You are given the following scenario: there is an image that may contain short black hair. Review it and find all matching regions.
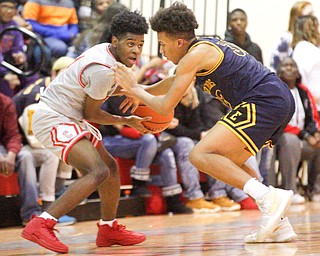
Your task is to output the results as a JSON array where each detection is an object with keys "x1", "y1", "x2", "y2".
[
  {"x1": 150, "y1": 2, "x2": 198, "y2": 40},
  {"x1": 110, "y1": 10, "x2": 149, "y2": 39},
  {"x1": 230, "y1": 8, "x2": 247, "y2": 17}
]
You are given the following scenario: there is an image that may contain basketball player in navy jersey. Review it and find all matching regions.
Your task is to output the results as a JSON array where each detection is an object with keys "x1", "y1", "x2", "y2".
[{"x1": 112, "y1": 2, "x2": 296, "y2": 243}]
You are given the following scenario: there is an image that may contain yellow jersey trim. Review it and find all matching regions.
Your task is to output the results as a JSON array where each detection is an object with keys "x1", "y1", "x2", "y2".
[{"x1": 188, "y1": 41, "x2": 224, "y2": 76}]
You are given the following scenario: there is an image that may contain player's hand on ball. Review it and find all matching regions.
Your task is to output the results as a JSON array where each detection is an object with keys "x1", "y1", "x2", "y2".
[{"x1": 125, "y1": 115, "x2": 152, "y2": 134}]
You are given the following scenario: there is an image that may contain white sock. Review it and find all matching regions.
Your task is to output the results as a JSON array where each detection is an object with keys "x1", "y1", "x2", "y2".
[
  {"x1": 39, "y1": 212, "x2": 58, "y2": 221},
  {"x1": 243, "y1": 178, "x2": 269, "y2": 200},
  {"x1": 99, "y1": 219, "x2": 116, "y2": 227}
]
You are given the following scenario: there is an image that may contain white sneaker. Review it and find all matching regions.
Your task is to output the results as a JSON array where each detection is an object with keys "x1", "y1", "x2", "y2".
[
  {"x1": 245, "y1": 217, "x2": 297, "y2": 243},
  {"x1": 255, "y1": 186, "x2": 293, "y2": 242},
  {"x1": 291, "y1": 194, "x2": 305, "y2": 204}
]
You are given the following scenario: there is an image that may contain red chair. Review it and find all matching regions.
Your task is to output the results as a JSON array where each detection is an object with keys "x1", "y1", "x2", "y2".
[{"x1": 0, "y1": 173, "x2": 20, "y2": 196}]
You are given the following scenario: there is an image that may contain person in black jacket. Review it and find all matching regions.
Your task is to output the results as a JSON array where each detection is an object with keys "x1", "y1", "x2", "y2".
[{"x1": 225, "y1": 8, "x2": 263, "y2": 64}]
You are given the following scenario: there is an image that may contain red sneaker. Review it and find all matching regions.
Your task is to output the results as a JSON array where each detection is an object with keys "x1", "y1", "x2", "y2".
[
  {"x1": 239, "y1": 197, "x2": 258, "y2": 210},
  {"x1": 21, "y1": 217, "x2": 68, "y2": 253},
  {"x1": 96, "y1": 220, "x2": 146, "y2": 247}
]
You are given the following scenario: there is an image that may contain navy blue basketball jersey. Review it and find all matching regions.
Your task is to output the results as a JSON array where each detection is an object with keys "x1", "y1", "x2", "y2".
[
  {"x1": 189, "y1": 37, "x2": 295, "y2": 155},
  {"x1": 190, "y1": 37, "x2": 271, "y2": 108}
]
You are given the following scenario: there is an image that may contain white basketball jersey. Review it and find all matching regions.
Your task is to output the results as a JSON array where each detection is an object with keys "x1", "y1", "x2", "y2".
[{"x1": 40, "y1": 43, "x2": 117, "y2": 120}]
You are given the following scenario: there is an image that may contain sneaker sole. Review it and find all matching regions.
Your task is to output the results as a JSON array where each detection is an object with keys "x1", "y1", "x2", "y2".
[
  {"x1": 245, "y1": 230, "x2": 297, "y2": 243},
  {"x1": 96, "y1": 236, "x2": 146, "y2": 247},
  {"x1": 191, "y1": 207, "x2": 221, "y2": 213},
  {"x1": 256, "y1": 190, "x2": 293, "y2": 242},
  {"x1": 221, "y1": 205, "x2": 241, "y2": 211},
  {"x1": 245, "y1": 222, "x2": 297, "y2": 243},
  {"x1": 21, "y1": 230, "x2": 68, "y2": 253},
  {"x1": 56, "y1": 220, "x2": 76, "y2": 227}
]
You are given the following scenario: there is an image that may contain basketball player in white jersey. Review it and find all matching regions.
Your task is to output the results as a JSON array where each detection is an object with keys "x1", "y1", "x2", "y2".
[{"x1": 21, "y1": 10, "x2": 150, "y2": 253}]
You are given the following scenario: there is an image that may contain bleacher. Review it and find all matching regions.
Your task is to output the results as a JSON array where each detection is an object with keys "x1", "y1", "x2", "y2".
[{"x1": 0, "y1": 158, "x2": 208, "y2": 227}]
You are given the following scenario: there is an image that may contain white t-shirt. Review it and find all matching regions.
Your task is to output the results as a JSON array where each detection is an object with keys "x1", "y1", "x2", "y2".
[
  {"x1": 289, "y1": 87, "x2": 305, "y2": 130},
  {"x1": 293, "y1": 40, "x2": 320, "y2": 110}
]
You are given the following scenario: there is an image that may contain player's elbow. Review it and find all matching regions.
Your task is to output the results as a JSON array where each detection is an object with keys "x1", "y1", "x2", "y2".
[
  {"x1": 83, "y1": 110, "x2": 95, "y2": 121},
  {"x1": 159, "y1": 104, "x2": 175, "y2": 116}
]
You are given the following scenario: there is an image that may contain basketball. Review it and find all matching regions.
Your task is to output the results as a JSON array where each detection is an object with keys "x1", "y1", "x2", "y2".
[{"x1": 133, "y1": 104, "x2": 174, "y2": 133}]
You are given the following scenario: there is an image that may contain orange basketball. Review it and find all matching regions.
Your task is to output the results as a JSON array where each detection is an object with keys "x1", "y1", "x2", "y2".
[{"x1": 133, "y1": 104, "x2": 174, "y2": 133}]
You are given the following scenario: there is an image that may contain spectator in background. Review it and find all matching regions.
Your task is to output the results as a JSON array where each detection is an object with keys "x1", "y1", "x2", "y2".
[
  {"x1": 78, "y1": 0, "x2": 113, "y2": 32},
  {"x1": 225, "y1": 8, "x2": 263, "y2": 63},
  {"x1": 0, "y1": 92, "x2": 46, "y2": 224},
  {"x1": 224, "y1": 7, "x2": 269, "y2": 187},
  {"x1": 276, "y1": 57, "x2": 320, "y2": 204},
  {"x1": 0, "y1": 0, "x2": 39, "y2": 98},
  {"x1": 68, "y1": 2, "x2": 127, "y2": 58},
  {"x1": 292, "y1": 15, "x2": 320, "y2": 112},
  {"x1": 102, "y1": 96, "x2": 193, "y2": 214},
  {"x1": 13, "y1": 0, "x2": 32, "y2": 30},
  {"x1": 167, "y1": 82, "x2": 258, "y2": 210},
  {"x1": 0, "y1": 92, "x2": 22, "y2": 178},
  {"x1": 13, "y1": 56, "x2": 76, "y2": 225},
  {"x1": 23, "y1": 0, "x2": 79, "y2": 60},
  {"x1": 91, "y1": 0, "x2": 113, "y2": 24},
  {"x1": 270, "y1": 1, "x2": 314, "y2": 72}
]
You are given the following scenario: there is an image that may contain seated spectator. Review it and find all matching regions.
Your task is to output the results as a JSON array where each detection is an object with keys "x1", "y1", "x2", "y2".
[
  {"x1": 23, "y1": 0, "x2": 79, "y2": 60},
  {"x1": 166, "y1": 82, "x2": 258, "y2": 210},
  {"x1": 275, "y1": 57, "x2": 320, "y2": 204},
  {"x1": 12, "y1": 0, "x2": 52, "y2": 75},
  {"x1": 12, "y1": 56, "x2": 76, "y2": 225},
  {"x1": 0, "y1": 0, "x2": 39, "y2": 98},
  {"x1": 0, "y1": 92, "x2": 22, "y2": 179},
  {"x1": 101, "y1": 96, "x2": 192, "y2": 214}
]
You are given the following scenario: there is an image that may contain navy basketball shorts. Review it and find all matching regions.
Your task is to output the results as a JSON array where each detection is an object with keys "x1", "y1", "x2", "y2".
[{"x1": 218, "y1": 84, "x2": 295, "y2": 156}]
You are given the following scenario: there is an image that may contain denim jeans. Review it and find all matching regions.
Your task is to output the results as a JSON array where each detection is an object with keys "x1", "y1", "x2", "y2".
[
  {"x1": 206, "y1": 156, "x2": 261, "y2": 202},
  {"x1": 103, "y1": 134, "x2": 158, "y2": 181},
  {"x1": 18, "y1": 145, "x2": 61, "y2": 221},
  {"x1": 155, "y1": 137, "x2": 204, "y2": 200},
  {"x1": 102, "y1": 134, "x2": 182, "y2": 196},
  {"x1": 44, "y1": 37, "x2": 69, "y2": 58},
  {"x1": 1, "y1": 145, "x2": 41, "y2": 221}
]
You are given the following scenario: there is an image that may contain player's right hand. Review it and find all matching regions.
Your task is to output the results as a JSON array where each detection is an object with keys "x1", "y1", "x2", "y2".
[{"x1": 124, "y1": 115, "x2": 152, "y2": 134}]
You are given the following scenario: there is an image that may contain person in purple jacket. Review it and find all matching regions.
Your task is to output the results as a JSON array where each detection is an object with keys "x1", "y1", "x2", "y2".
[{"x1": 0, "y1": 0, "x2": 38, "y2": 98}]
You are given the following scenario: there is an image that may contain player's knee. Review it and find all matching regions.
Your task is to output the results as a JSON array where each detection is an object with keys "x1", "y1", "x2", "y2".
[
  {"x1": 189, "y1": 147, "x2": 200, "y2": 168},
  {"x1": 107, "y1": 158, "x2": 119, "y2": 177},
  {"x1": 89, "y1": 161, "x2": 111, "y2": 184}
]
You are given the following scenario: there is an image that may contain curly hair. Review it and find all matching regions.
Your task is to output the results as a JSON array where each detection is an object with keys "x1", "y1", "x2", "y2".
[
  {"x1": 149, "y1": 2, "x2": 198, "y2": 40},
  {"x1": 292, "y1": 15, "x2": 320, "y2": 48},
  {"x1": 110, "y1": 10, "x2": 149, "y2": 39}
]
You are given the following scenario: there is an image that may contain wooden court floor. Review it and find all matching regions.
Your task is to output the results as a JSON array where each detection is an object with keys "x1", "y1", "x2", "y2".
[{"x1": 1, "y1": 202, "x2": 320, "y2": 256}]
